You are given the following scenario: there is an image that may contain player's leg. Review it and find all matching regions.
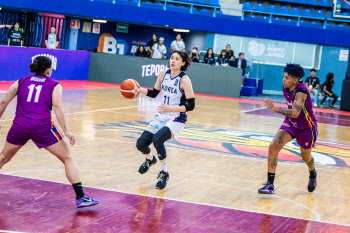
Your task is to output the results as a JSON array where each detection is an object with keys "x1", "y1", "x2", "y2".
[
  {"x1": 152, "y1": 126, "x2": 173, "y2": 190},
  {"x1": 137, "y1": 130, "x2": 157, "y2": 174},
  {"x1": 45, "y1": 139, "x2": 100, "y2": 208},
  {"x1": 297, "y1": 127, "x2": 318, "y2": 192},
  {"x1": 258, "y1": 128, "x2": 293, "y2": 194},
  {"x1": 0, "y1": 142, "x2": 23, "y2": 169},
  {"x1": 300, "y1": 147, "x2": 317, "y2": 192},
  {"x1": 1, "y1": 126, "x2": 29, "y2": 169}
]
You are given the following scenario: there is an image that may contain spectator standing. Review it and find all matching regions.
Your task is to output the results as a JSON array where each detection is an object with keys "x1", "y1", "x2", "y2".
[
  {"x1": 189, "y1": 47, "x2": 200, "y2": 63},
  {"x1": 319, "y1": 73, "x2": 338, "y2": 109},
  {"x1": 147, "y1": 34, "x2": 158, "y2": 57},
  {"x1": 151, "y1": 37, "x2": 166, "y2": 60},
  {"x1": 203, "y1": 48, "x2": 215, "y2": 65},
  {"x1": 305, "y1": 68, "x2": 320, "y2": 107},
  {"x1": 226, "y1": 44, "x2": 234, "y2": 59},
  {"x1": 45, "y1": 26, "x2": 59, "y2": 49},
  {"x1": 217, "y1": 50, "x2": 230, "y2": 65},
  {"x1": 7, "y1": 22, "x2": 23, "y2": 47},
  {"x1": 170, "y1": 34, "x2": 185, "y2": 52},
  {"x1": 135, "y1": 45, "x2": 148, "y2": 57}
]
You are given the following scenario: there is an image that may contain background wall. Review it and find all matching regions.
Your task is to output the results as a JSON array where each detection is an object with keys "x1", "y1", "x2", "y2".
[
  {"x1": 88, "y1": 53, "x2": 243, "y2": 98},
  {"x1": 213, "y1": 33, "x2": 349, "y2": 96},
  {"x1": 0, "y1": 46, "x2": 90, "y2": 81},
  {"x1": 76, "y1": 21, "x2": 185, "y2": 55}
]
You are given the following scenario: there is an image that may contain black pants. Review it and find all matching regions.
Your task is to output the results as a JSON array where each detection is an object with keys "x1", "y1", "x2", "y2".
[{"x1": 320, "y1": 91, "x2": 338, "y2": 105}]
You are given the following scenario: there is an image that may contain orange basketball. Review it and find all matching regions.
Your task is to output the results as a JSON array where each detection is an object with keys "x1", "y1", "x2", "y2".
[{"x1": 120, "y1": 79, "x2": 140, "y2": 99}]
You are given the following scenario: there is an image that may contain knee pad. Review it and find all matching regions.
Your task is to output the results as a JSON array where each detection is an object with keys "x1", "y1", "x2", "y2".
[
  {"x1": 136, "y1": 137, "x2": 151, "y2": 154},
  {"x1": 152, "y1": 133, "x2": 167, "y2": 160}
]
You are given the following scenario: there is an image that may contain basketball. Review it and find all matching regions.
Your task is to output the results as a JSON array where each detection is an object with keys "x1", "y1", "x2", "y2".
[{"x1": 120, "y1": 79, "x2": 140, "y2": 99}]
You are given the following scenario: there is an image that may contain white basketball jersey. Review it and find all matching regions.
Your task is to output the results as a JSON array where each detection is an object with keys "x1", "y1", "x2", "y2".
[{"x1": 158, "y1": 69, "x2": 187, "y2": 122}]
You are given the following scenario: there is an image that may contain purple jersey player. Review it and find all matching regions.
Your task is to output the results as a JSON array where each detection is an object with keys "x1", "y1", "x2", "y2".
[
  {"x1": 0, "y1": 56, "x2": 99, "y2": 208},
  {"x1": 258, "y1": 64, "x2": 318, "y2": 195}
]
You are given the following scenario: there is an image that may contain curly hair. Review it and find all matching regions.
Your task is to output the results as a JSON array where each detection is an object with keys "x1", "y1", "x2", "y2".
[{"x1": 284, "y1": 63, "x2": 305, "y2": 79}]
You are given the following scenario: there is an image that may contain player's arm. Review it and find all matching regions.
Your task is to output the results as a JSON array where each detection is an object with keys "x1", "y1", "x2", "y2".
[
  {"x1": 7, "y1": 38, "x2": 10, "y2": 46},
  {"x1": 0, "y1": 25, "x2": 4, "y2": 29},
  {"x1": 0, "y1": 81, "x2": 19, "y2": 119},
  {"x1": 264, "y1": 92, "x2": 307, "y2": 118},
  {"x1": 52, "y1": 84, "x2": 75, "y2": 145},
  {"x1": 158, "y1": 76, "x2": 195, "y2": 113},
  {"x1": 314, "y1": 83, "x2": 319, "y2": 90},
  {"x1": 138, "y1": 71, "x2": 164, "y2": 97}
]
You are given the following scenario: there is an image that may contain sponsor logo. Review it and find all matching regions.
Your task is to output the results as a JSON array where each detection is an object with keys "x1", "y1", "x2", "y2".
[
  {"x1": 97, "y1": 33, "x2": 128, "y2": 55},
  {"x1": 95, "y1": 121, "x2": 350, "y2": 168},
  {"x1": 141, "y1": 64, "x2": 167, "y2": 77},
  {"x1": 174, "y1": 79, "x2": 179, "y2": 87}
]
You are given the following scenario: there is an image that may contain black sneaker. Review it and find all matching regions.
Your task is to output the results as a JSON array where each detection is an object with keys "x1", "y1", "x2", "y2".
[
  {"x1": 155, "y1": 171, "x2": 169, "y2": 189},
  {"x1": 138, "y1": 156, "x2": 157, "y2": 174}
]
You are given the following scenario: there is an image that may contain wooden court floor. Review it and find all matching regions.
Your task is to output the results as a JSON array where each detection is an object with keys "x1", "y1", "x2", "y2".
[{"x1": 1, "y1": 81, "x2": 350, "y2": 231}]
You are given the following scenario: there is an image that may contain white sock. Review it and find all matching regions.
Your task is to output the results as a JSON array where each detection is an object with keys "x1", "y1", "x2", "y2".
[
  {"x1": 160, "y1": 160, "x2": 167, "y2": 172},
  {"x1": 145, "y1": 154, "x2": 153, "y2": 160}
]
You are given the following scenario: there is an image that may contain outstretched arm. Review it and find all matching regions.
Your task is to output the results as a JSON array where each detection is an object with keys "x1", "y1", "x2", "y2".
[
  {"x1": 0, "y1": 81, "x2": 19, "y2": 119},
  {"x1": 264, "y1": 92, "x2": 307, "y2": 118},
  {"x1": 138, "y1": 71, "x2": 164, "y2": 98}
]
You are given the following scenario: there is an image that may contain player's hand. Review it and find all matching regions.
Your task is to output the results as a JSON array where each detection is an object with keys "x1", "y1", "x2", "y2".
[
  {"x1": 64, "y1": 130, "x2": 75, "y2": 145},
  {"x1": 157, "y1": 104, "x2": 173, "y2": 114},
  {"x1": 263, "y1": 98, "x2": 277, "y2": 112}
]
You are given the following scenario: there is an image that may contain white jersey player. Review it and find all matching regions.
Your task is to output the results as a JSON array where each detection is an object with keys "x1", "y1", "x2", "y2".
[{"x1": 135, "y1": 51, "x2": 195, "y2": 189}]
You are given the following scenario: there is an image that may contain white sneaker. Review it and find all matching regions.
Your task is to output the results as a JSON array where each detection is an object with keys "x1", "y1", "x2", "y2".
[{"x1": 313, "y1": 103, "x2": 317, "y2": 107}]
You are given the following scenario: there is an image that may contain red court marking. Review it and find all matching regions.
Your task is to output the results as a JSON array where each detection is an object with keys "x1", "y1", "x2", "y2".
[{"x1": 1, "y1": 174, "x2": 350, "y2": 233}]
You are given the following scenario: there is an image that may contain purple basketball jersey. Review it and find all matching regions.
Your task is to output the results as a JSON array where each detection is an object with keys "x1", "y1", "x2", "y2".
[
  {"x1": 13, "y1": 75, "x2": 58, "y2": 132},
  {"x1": 283, "y1": 82, "x2": 317, "y2": 130}
]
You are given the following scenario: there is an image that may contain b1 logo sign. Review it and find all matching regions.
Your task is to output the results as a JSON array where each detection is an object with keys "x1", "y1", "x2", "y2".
[{"x1": 97, "y1": 33, "x2": 128, "y2": 55}]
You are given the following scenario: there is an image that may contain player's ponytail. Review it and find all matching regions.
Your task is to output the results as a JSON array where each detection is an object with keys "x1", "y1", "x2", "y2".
[{"x1": 30, "y1": 56, "x2": 52, "y2": 75}]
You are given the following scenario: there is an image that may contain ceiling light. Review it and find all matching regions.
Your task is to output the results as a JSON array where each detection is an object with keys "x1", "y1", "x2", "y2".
[
  {"x1": 93, "y1": 19, "x2": 107, "y2": 23},
  {"x1": 173, "y1": 28, "x2": 190, "y2": 33}
]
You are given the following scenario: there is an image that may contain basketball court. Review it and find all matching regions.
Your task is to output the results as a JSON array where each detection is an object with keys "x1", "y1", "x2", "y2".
[{"x1": 0, "y1": 80, "x2": 349, "y2": 232}]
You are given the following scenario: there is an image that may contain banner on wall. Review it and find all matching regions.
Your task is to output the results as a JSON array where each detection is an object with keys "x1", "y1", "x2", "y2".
[
  {"x1": 97, "y1": 33, "x2": 128, "y2": 55},
  {"x1": 214, "y1": 34, "x2": 318, "y2": 68},
  {"x1": 0, "y1": 46, "x2": 90, "y2": 81},
  {"x1": 93, "y1": 23, "x2": 101, "y2": 34},
  {"x1": 83, "y1": 22, "x2": 92, "y2": 33},
  {"x1": 243, "y1": 38, "x2": 293, "y2": 65},
  {"x1": 70, "y1": 20, "x2": 80, "y2": 29}
]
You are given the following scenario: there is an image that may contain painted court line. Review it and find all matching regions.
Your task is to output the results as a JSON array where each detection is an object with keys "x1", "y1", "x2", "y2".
[
  {"x1": 16, "y1": 151, "x2": 350, "y2": 200},
  {"x1": 64, "y1": 106, "x2": 138, "y2": 115},
  {"x1": 2, "y1": 172, "x2": 322, "y2": 224}
]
